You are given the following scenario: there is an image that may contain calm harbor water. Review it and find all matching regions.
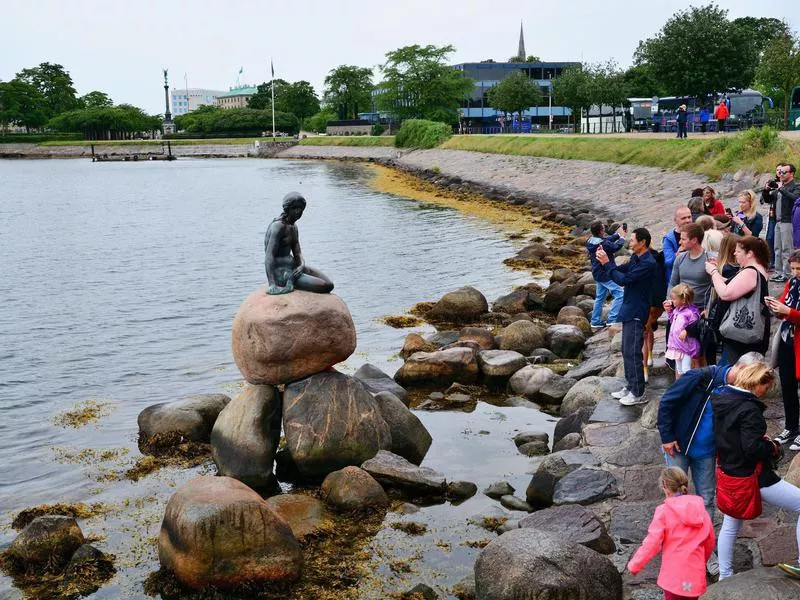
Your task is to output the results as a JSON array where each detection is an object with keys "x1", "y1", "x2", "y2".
[{"x1": 0, "y1": 158, "x2": 554, "y2": 598}]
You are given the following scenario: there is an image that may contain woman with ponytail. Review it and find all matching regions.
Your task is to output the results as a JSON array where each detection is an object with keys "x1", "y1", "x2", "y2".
[{"x1": 628, "y1": 467, "x2": 715, "y2": 599}]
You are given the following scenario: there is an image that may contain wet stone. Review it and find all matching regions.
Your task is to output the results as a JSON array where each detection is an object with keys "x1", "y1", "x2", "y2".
[
  {"x1": 553, "y1": 468, "x2": 620, "y2": 505},
  {"x1": 519, "y1": 504, "x2": 615, "y2": 554},
  {"x1": 609, "y1": 502, "x2": 660, "y2": 543},
  {"x1": 589, "y1": 397, "x2": 642, "y2": 424},
  {"x1": 484, "y1": 481, "x2": 515, "y2": 499},
  {"x1": 500, "y1": 495, "x2": 533, "y2": 512}
]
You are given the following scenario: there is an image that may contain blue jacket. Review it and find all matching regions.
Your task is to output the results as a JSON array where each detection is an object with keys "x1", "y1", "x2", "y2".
[
  {"x1": 658, "y1": 365, "x2": 730, "y2": 457},
  {"x1": 602, "y1": 249, "x2": 657, "y2": 322},
  {"x1": 586, "y1": 233, "x2": 626, "y2": 281},
  {"x1": 662, "y1": 230, "x2": 680, "y2": 288}
]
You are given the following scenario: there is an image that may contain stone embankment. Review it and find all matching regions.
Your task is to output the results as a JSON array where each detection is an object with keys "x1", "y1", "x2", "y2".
[
  {"x1": 0, "y1": 142, "x2": 256, "y2": 159},
  {"x1": 279, "y1": 144, "x2": 772, "y2": 241}
]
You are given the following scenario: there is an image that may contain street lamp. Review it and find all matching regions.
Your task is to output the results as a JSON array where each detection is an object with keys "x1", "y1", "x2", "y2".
[{"x1": 548, "y1": 73, "x2": 553, "y2": 131}]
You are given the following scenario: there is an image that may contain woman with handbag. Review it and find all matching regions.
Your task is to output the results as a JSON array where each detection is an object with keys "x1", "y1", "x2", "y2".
[
  {"x1": 704, "y1": 236, "x2": 770, "y2": 365},
  {"x1": 765, "y1": 250, "x2": 800, "y2": 450},
  {"x1": 711, "y1": 363, "x2": 800, "y2": 579}
]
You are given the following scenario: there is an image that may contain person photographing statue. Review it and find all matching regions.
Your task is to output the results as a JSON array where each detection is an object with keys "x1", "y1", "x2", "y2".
[{"x1": 264, "y1": 192, "x2": 334, "y2": 295}]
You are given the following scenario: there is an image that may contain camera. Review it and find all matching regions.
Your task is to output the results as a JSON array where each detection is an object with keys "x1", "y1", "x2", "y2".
[
  {"x1": 767, "y1": 179, "x2": 779, "y2": 189},
  {"x1": 622, "y1": 222, "x2": 627, "y2": 230}
]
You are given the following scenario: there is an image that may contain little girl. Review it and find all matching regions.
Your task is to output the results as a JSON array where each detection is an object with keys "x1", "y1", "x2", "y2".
[
  {"x1": 664, "y1": 283, "x2": 701, "y2": 377},
  {"x1": 628, "y1": 467, "x2": 715, "y2": 599}
]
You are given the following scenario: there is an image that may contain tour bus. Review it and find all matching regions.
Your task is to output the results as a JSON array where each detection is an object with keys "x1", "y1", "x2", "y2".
[
  {"x1": 789, "y1": 86, "x2": 800, "y2": 131},
  {"x1": 581, "y1": 98, "x2": 656, "y2": 133},
  {"x1": 651, "y1": 89, "x2": 772, "y2": 132}
]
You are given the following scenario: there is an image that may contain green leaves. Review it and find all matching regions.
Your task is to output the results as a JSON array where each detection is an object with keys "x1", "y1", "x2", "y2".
[
  {"x1": 323, "y1": 66, "x2": 374, "y2": 120},
  {"x1": 487, "y1": 71, "x2": 543, "y2": 118},
  {"x1": 755, "y1": 33, "x2": 800, "y2": 128}
]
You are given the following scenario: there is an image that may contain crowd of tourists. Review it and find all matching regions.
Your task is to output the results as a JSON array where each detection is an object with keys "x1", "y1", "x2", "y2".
[{"x1": 585, "y1": 162, "x2": 800, "y2": 597}]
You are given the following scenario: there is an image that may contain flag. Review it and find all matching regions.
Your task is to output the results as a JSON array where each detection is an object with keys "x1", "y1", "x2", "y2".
[
  {"x1": 270, "y1": 60, "x2": 274, "y2": 78},
  {"x1": 238, "y1": 66, "x2": 243, "y2": 75}
]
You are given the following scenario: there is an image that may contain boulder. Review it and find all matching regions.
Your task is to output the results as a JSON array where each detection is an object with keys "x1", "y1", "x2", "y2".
[
  {"x1": 353, "y1": 363, "x2": 409, "y2": 405},
  {"x1": 515, "y1": 242, "x2": 552, "y2": 261},
  {"x1": 373, "y1": 391, "x2": 432, "y2": 465},
  {"x1": 495, "y1": 321, "x2": 546, "y2": 355},
  {"x1": 560, "y1": 376, "x2": 626, "y2": 417},
  {"x1": 518, "y1": 504, "x2": 615, "y2": 554},
  {"x1": 264, "y1": 494, "x2": 330, "y2": 540},
  {"x1": 394, "y1": 347, "x2": 479, "y2": 387},
  {"x1": 476, "y1": 350, "x2": 527, "y2": 379},
  {"x1": 211, "y1": 385, "x2": 280, "y2": 489},
  {"x1": 509, "y1": 366, "x2": 576, "y2": 404},
  {"x1": 546, "y1": 324, "x2": 585, "y2": 359},
  {"x1": 484, "y1": 481, "x2": 515, "y2": 499},
  {"x1": 529, "y1": 347, "x2": 558, "y2": 362},
  {"x1": 609, "y1": 502, "x2": 659, "y2": 543},
  {"x1": 458, "y1": 327, "x2": 496, "y2": 350},
  {"x1": 785, "y1": 452, "x2": 800, "y2": 487},
  {"x1": 158, "y1": 476, "x2": 302, "y2": 589},
  {"x1": 500, "y1": 495, "x2": 533, "y2": 512},
  {"x1": 63, "y1": 543, "x2": 116, "y2": 594},
  {"x1": 703, "y1": 567, "x2": 800, "y2": 599},
  {"x1": 590, "y1": 426, "x2": 662, "y2": 467},
  {"x1": 426, "y1": 330, "x2": 460, "y2": 347},
  {"x1": 553, "y1": 432, "x2": 581, "y2": 451},
  {"x1": 576, "y1": 298, "x2": 595, "y2": 318},
  {"x1": 564, "y1": 356, "x2": 613, "y2": 380},
  {"x1": 474, "y1": 529, "x2": 622, "y2": 600},
  {"x1": 427, "y1": 286, "x2": 488, "y2": 322},
  {"x1": 361, "y1": 450, "x2": 447, "y2": 497},
  {"x1": 283, "y1": 371, "x2": 391, "y2": 477},
  {"x1": 526, "y1": 449, "x2": 601, "y2": 507},
  {"x1": 513, "y1": 431, "x2": 549, "y2": 446},
  {"x1": 552, "y1": 468, "x2": 620, "y2": 505},
  {"x1": 447, "y1": 481, "x2": 478, "y2": 501},
  {"x1": 553, "y1": 406, "x2": 594, "y2": 445},
  {"x1": 321, "y1": 466, "x2": 389, "y2": 512},
  {"x1": 517, "y1": 441, "x2": 549, "y2": 456},
  {"x1": 401, "y1": 333, "x2": 432, "y2": 359},
  {"x1": 556, "y1": 310, "x2": 591, "y2": 335},
  {"x1": 232, "y1": 290, "x2": 356, "y2": 385},
  {"x1": 138, "y1": 394, "x2": 231, "y2": 446},
  {"x1": 8, "y1": 516, "x2": 85, "y2": 571},
  {"x1": 492, "y1": 290, "x2": 532, "y2": 314},
  {"x1": 550, "y1": 268, "x2": 575, "y2": 283}
]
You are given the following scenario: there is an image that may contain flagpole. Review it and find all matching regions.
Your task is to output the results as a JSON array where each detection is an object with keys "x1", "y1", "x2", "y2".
[{"x1": 270, "y1": 59, "x2": 276, "y2": 140}]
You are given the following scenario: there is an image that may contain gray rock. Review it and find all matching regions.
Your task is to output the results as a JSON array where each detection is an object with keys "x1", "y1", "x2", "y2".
[
  {"x1": 592, "y1": 427, "x2": 663, "y2": 467},
  {"x1": 518, "y1": 504, "x2": 615, "y2": 554},
  {"x1": 320, "y1": 466, "x2": 389, "y2": 512},
  {"x1": 495, "y1": 320, "x2": 547, "y2": 355},
  {"x1": 560, "y1": 376, "x2": 626, "y2": 417},
  {"x1": 553, "y1": 432, "x2": 581, "y2": 451},
  {"x1": 8, "y1": 516, "x2": 85, "y2": 571},
  {"x1": 428, "y1": 286, "x2": 488, "y2": 322},
  {"x1": 264, "y1": 494, "x2": 330, "y2": 541},
  {"x1": 609, "y1": 502, "x2": 659, "y2": 543},
  {"x1": 564, "y1": 356, "x2": 613, "y2": 380},
  {"x1": 590, "y1": 397, "x2": 643, "y2": 424},
  {"x1": 576, "y1": 298, "x2": 595, "y2": 318},
  {"x1": 525, "y1": 449, "x2": 600, "y2": 507},
  {"x1": 503, "y1": 395, "x2": 539, "y2": 409},
  {"x1": 452, "y1": 573, "x2": 476, "y2": 600},
  {"x1": 543, "y1": 282, "x2": 578, "y2": 313},
  {"x1": 474, "y1": 529, "x2": 622, "y2": 600},
  {"x1": 283, "y1": 371, "x2": 391, "y2": 477},
  {"x1": 476, "y1": 350, "x2": 527, "y2": 378},
  {"x1": 353, "y1": 363, "x2": 409, "y2": 405},
  {"x1": 447, "y1": 480, "x2": 478, "y2": 501},
  {"x1": 361, "y1": 450, "x2": 447, "y2": 496},
  {"x1": 546, "y1": 324, "x2": 586, "y2": 358},
  {"x1": 373, "y1": 391, "x2": 432, "y2": 465},
  {"x1": 553, "y1": 468, "x2": 620, "y2": 505},
  {"x1": 610, "y1": 331, "x2": 622, "y2": 352},
  {"x1": 492, "y1": 289, "x2": 533, "y2": 315},
  {"x1": 528, "y1": 348, "x2": 558, "y2": 362},
  {"x1": 703, "y1": 567, "x2": 800, "y2": 599},
  {"x1": 553, "y1": 406, "x2": 594, "y2": 445},
  {"x1": 138, "y1": 393, "x2": 231, "y2": 446},
  {"x1": 509, "y1": 366, "x2": 575, "y2": 404},
  {"x1": 467, "y1": 506, "x2": 511, "y2": 531},
  {"x1": 211, "y1": 385, "x2": 281, "y2": 489},
  {"x1": 517, "y1": 441, "x2": 549, "y2": 456},
  {"x1": 500, "y1": 495, "x2": 533, "y2": 512},
  {"x1": 639, "y1": 397, "x2": 660, "y2": 429},
  {"x1": 403, "y1": 583, "x2": 437, "y2": 599},
  {"x1": 513, "y1": 431, "x2": 549, "y2": 446},
  {"x1": 458, "y1": 327, "x2": 496, "y2": 350},
  {"x1": 425, "y1": 330, "x2": 460, "y2": 347},
  {"x1": 484, "y1": 481, "x2": 515, "y2": 499},
  {"x1": 394, "y1": 347, "x2": 479, "y2": 387}
]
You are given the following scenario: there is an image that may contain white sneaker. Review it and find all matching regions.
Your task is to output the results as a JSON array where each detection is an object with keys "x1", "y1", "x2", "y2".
[
  {"x1": 619, "y1": 391, "x2": 648, "y2": 406},
  {"x1": 790, "y1": 435, "x2": 800, "y2": 452},
  {"x1": 774, "y1": 429, "x2": 796, "y2": 445},
  {"x1": 707, "y1": 552, "x2": 719, "y2": 577},
  {"x1": 611, "y1": 387, "x2": 629, "y2": 399}
]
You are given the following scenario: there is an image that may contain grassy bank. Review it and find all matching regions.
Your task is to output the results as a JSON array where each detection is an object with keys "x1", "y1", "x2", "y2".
[
  {"x1": 441, "y1": 129, "x2": 798, "y2": 179},
  {"x1": 299, "y1": 136, "x2": 395, "y2": 147},
  {"x1": 40, "y1": 138, "x2": 261, "y2": 146}
]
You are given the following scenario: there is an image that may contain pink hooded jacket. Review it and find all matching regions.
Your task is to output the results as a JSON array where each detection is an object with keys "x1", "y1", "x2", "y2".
[{"x1": 627, "y1": 494, "x2": 715, "y2": 597}]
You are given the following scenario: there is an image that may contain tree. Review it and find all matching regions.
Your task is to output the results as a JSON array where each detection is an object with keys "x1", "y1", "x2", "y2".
[
  {"x1": 16, "y1": 62, "x2": 78, "y2": 118},
  {"x1": 732, "y1": 17, "x2": 791, "y2": 59},
  {"x1": 377, "y1": 44, "x2": 473, "y2": 124},
  {"x1": 47, "y1": 105, "x2": 161, "y2": 139},
  {"x1": 634, "y1": 4, "x2": 757, "y2": 97},
  {"x1": 755, "y1": 33, "x2": 800, "y2": 129},
  {"x1": 173, "y1": 106, "x2": 298, "y2": 136},
  {"x1": 248, "y1": 79, "x2": 289, "y2": 110},
  {"x1": 622, "y1": 64, "x2": 665, "y2": 98},
  {"x1": 323, "y1": 65, "x2": 373, "y2": 120},
  {"x1": 591, "y1": 61, "x2": 627, "y2": 132},
  {"x1": 79, "y1": 91, "x2": 113, "y2": 109},
  {"x1": 487, "y1": 72, "x2": 543, "y2": 123},
  {"x1": 277, "y1": 81, "x2": 320, "y2": 125},
  {"x1": 0, "y1": 79, "x2": 48, "y2": 131},
  {"x1": 552, "y1": 66, "x2": 591, "y2": 130},
  {"x1": 303, "y1": 109, "x2": 336, "y2": 133}
]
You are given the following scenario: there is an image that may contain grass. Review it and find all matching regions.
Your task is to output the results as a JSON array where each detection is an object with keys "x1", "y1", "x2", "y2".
[
  {"x1": 440, "y1": 128, "x2": 798, "y2": 179},
  {"x1": 40, "y1": 138, "x2": 262, "y2": 146},
  {"x1": 299, "y1": 136, "x2": 395, "y2": 147}
]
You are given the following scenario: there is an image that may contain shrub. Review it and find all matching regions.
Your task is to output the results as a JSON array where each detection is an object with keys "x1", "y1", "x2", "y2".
[
  {"x1": 395, "y1": 119, "x2": 452, "y2": 149},
  {"x1": 371, "y1": 123, "x2": 385, "y2": 136},
  {"x1": 0, "y1": 133, "x2": 83, "y2": 144}
]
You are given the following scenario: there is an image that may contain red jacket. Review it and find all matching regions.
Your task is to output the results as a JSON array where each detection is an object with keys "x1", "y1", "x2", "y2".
[
  {"x1": 777, "y1": 280, "x2": 800, "y2": 378},
  {"x1": 705, "y1": 198, "x2": 725, "y2": 216},
  {"x1": 628, "y1": 494, "x2": 715, "y2": 597},
  {"x1": 714, "y1": 103, "x2": 729, "y2": 120}
]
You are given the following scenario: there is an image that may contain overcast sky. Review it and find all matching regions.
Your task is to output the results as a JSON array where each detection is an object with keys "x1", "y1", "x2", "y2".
[{"x1": 1, "y1": 0, "x2": 794, "y2": 114}]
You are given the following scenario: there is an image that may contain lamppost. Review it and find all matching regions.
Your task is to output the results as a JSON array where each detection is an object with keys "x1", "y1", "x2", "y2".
[{"x1": 548, "y1": 73, "x2": 553, "y2": 131}]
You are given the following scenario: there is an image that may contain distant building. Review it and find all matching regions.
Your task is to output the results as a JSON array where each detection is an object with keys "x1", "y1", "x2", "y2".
[
  {"x1": 215, "y1": 86, "x2": 258, "y2": 110},
  {"x1": 170, "y1": 88, "x2": 226, "y2": 115}
]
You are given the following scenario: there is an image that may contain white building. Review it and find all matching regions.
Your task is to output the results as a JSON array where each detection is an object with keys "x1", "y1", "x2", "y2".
[{"x1": 170, "y1": 88, "x2": 226, "y2": 115}]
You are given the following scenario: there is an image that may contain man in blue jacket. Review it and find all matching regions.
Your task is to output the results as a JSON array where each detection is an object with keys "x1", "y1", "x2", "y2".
[
  {"x1": 586, "y1": 221, "x2": 627, "y2": 329},
  {"x1": 596, "y1": 228, "x2": 656, "y2": 405},
  {"x1": 662, "y1": 206, "x2": 692, "y2": 288}
]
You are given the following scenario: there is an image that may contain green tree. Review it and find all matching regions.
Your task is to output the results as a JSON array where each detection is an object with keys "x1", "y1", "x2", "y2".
[
  {"x1": 591, "y1": 61, "x2": 627, "y2": 132},
  {"x1": 323, "y1": 65, "x2": 373, "y2": 120},
  {"x1": 552, "y1": 65, "x2": 591, "y2": 131},
  {"x1": 15, "y1": 62, "x2": 79, "y2": 118},
  {"x1": 248, "y1": 79, "x2": 289, "y2": 110},
  {"x1": 0, "y1": 79, "x2": 48, "y2": 131},
  {"x1": 173, "y1": 106, "x2": 298, "y2": 136},
  {"x1": 755, "y1": 33, "x2": 800, "y2": 129},
  {"x1": 622, "y1": 64, "x2": 665, "y2": 98},
  {"x1": 377, "y1": 44, "x2": 473, "y2": 124},
  {"x1": 47, "y1": 105, "x2": 161, "y2": 139},
  {"x1": 732, "y1": 17, "x2": 791, "y2": 59},
  {"x1": 277, "y1": 81, "x2": 320, "y2": 125},
  {"x1": 634, "y1": 4, "x2": 757, "y2": 97},
  {"x1": 303, "y1": 109, "x2": 336, "y2": 133},
  {"x1": 79, "y1": 91, "x2": 113, "y2": 108},
  {"x1": 487, "y1": 72, "x2": 543, "y2": 123}
]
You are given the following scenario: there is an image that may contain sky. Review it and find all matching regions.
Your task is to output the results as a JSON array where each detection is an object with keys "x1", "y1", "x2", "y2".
[{"x1": 1, "y1": 0, "x2": 795, "y2": 115}]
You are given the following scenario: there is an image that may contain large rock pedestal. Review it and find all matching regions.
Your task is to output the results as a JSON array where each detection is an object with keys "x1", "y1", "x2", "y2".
[
  {"x1": 231, "y1": 289, "x2": 356, "y2": 385},
  {"x1": 158, "y1": 476, "x2": 302, "y2": 589}
]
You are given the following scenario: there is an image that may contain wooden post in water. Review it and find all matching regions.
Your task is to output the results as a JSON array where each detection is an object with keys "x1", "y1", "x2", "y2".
[
  {"x1": 91, "y1": 144, "x2": 95, "y2": 162},
  {"x1": 167, "y1": 141, "x2": 173, "y2": 160}
]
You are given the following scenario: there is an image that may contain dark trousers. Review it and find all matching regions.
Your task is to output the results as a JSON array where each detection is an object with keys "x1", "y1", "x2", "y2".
[
  {"x1": 767, "y1": 216, "x2": 776, "y2": 267},
  {"x1": 778, "y1": 336, "x2": 799, "y2": 433},
  {"x1": 718, "y1": 118, "x2": 726, "y2": 132},
  {"x1": 677, "y1": 122, "x2": 687, "y2": 138},
  {"x1": 622, "y1": 319, "x2": 646, "y2": 396}
]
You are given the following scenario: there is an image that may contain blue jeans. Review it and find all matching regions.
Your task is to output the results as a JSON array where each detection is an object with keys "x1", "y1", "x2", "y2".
[
  {"x1": 664, "y1": 452, "x2": 716, "y2": 516},
  {"x1": 622, "y1": 319, "x2": 645, "y2": 396},
  {"x1": 591, "y1": 279, "x2": 624, "y2": 326},
  {"x1": 766, "y1": 216, "x2": 776, "y2": 267}
]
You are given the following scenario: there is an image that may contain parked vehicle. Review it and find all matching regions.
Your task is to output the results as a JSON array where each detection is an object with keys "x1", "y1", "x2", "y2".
[{"x1": 789, "y1": 86, "x2": 800, "y2": 131}]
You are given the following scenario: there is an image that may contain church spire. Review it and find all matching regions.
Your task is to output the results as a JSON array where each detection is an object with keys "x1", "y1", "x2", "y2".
[{"x1": 518, "y1": 20, "x2": 526, "y2": 60}]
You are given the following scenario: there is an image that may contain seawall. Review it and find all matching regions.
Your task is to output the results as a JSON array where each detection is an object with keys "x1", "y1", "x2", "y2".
[{"x1": 0, "y1": 142, "x2": 255, "y2": 159}]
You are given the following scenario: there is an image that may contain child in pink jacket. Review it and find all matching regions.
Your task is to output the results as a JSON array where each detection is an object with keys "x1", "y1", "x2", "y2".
[
  {"x1": 664, "y1": 283, "x2": 701, "y2": 378},
  {"x1": 627, "y1": 467, "x2": 715, "y2": 599}
]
